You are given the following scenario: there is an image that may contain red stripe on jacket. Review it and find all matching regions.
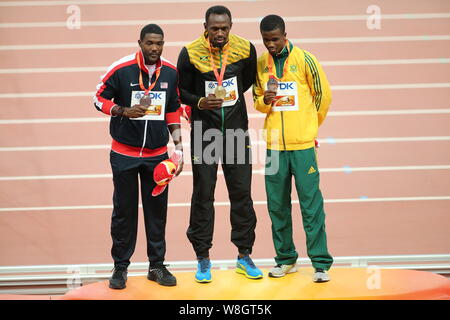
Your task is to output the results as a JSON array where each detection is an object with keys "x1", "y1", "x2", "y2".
[{"x1": 111, "y1": 139, "x2": 167, "y2": 158}]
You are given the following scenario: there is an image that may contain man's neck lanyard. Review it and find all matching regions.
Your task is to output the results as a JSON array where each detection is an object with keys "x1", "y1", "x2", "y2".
[
  {"x1": 136, "y1": 51, "x2": 161, "y2": 96},
  {"x1": 267, "y1": 40, "x2": 291, "y2": 81},
  {"x1": 207, "y1": 39, "x2": 230, "y2": 86}
]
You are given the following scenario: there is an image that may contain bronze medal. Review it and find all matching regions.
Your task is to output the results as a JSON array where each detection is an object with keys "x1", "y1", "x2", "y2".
[{"x1": 267, "y1": 77, "x2": 278, "y2": 93}]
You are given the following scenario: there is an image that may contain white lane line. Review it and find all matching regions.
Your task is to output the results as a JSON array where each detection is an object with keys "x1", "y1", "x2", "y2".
[
  {"x1": 251, "y1": 109, "x2": 450, "y2": 119},
  {"x1": 2, "y1": 109, "x2": 450, "y2": 124},
  {"x1": 0, "y1": 66, "x2": 107, "y2": 74},
  {"x1": 0, "y1": 0, "x2": 260, "y2": 6},
  {"x1": 332, "y1": 83, "x2": 450, "y2": 90},
  {"x1": 1, "y1": 136, "x2": 450, "y2": 152},
  {"x1": 2, "y1": 83, "x2": 449, "y2": 99},
  {"x1": 0, "y1": 117, "x2": 110, "y2": 124},
  {"x1": 0, "y1": 145, "x2": 110, "y2": 151},
  {"x1": 326, "y1": 109, "x2": 450, "y2": 116},
  {"x1": 319, "y1": 136, "x2": 450, "y2": 143},
  {"x1": 1, "y1": 196, "x2": 449, "y2": 212},
  {"x1": 1, "y1": 35, "x2": 449, "y2": 51},
  {"x1": 322, "y1": 58, "x2": 450, "y2": 66},
  {"x1": 0, "y1": 91, "x2": 93, "y2": 98},
  {"x1": 2, "y1": 13, "x2": 450, "y2": 28},
  {"x1": 1, "y1": 165, "x2": 450, "y2": 181},
  {"x1": 1, "y1": 58, "x2": 449, "y2": 74}
]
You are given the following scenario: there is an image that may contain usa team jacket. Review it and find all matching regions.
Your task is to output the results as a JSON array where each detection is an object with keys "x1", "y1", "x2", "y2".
[
  {"x1": 253, "y1": 45, "x2": 332, "y2": 151},
  {"x1": 177, "y1": 32, "x2": 256, "y2": 133},
  {"x1": 94, "y1": 51, "x2": 181, "y2": 157}
]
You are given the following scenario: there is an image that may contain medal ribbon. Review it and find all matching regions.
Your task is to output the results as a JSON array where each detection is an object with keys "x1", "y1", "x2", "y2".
[
  {"x1": 207, "y1": 39, "x2": 229, "y2": 86},
  {"x1": 136, "y1": 51, "x2": 161, "y2": 95},
  {"x1": 267, "y1": 40, "x2": 291, "y2": 81}
]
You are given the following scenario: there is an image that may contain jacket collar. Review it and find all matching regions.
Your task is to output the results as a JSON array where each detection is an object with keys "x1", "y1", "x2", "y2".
[
  {"x1": 136, "y1": 49, "x2": 162, "y2": 74},
  {"x1": 273, "y1": 40, "x2": 293, "y2": 60},
  {"x1": 201, "y1": 31, "x2": 231, "y2": 53}
]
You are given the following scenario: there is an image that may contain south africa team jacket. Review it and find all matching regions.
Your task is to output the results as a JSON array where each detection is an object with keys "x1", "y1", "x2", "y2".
[{"x1": 253, "y1": 45, "x2": 332, "y2": 151}]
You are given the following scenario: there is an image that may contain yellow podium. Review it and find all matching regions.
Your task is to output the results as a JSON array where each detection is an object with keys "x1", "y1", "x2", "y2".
[{"x1": 61, "y1": 267, "x2": 450, "y2": 300}]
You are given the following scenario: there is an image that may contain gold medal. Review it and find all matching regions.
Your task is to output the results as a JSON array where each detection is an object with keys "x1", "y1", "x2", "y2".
[
  {"x1": 207, "y1": 39, "x2": 229, "y2": 102},
  {"x1": 214, "y1": 85, "x2": 227, "y2": 99}
]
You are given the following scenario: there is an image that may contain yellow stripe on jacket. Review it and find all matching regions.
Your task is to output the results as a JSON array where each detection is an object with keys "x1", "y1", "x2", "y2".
[{"x1": 253, "y1": 46, "x2": 332, "y2": 151}]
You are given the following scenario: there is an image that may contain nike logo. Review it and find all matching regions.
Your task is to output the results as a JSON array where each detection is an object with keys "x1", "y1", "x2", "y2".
[{"x1": 130, "y1": 82, "x2": 139, "y2": 87}]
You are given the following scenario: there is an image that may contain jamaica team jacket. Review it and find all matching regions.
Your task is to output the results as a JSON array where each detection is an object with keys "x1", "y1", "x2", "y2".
[{"x1": 177, "y1": 32, "x2": 257, "y2": 134}]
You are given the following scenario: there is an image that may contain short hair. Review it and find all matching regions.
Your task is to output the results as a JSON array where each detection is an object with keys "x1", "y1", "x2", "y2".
[
  {"x1": 260, "y1": 14, "x2": 285, "y2": 33},
  {"x1": 140, "y1": 24, "x2": 164, "y2": 40},
  {"x1": 205, "y1": 5, "x2": 232, "y2": 23}
]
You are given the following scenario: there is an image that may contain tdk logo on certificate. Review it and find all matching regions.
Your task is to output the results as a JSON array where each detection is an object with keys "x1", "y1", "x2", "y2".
[
  {"x1": 205, "y1": 76, "x2": 239, "y2": 107},
  {"x1": 269, "y1": 81, "x2": 299, "y2": 112},
  {"x1": 131, "y1": 91, "x2": 166, "y2": 120}
]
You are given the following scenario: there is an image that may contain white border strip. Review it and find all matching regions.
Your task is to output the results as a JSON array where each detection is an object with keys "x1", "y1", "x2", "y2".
[
  {"x1": 1, "y1": 58, "x2": 448, "y2": 74},
  {"x1": 0, "y1": 0, "x2": 260, "y2": 6},
  {"x1": 1, "y1": 83, "x2": 449, "y2": 99},
  {"x1": 1, "y1": 196, "x2": 449, "y2": 212},
  {"x1": 1, "y1": 35, "x2": 450, "y2": 51},
  {"x1": 1, "y1": 109, "x2": 449, "y2": 124},
  {"x1": 1, "y1": 13, "x2": 450, "y2": 28},
  {"x1": 1, "y1": 165, "x2": 450, "y2": 181}
]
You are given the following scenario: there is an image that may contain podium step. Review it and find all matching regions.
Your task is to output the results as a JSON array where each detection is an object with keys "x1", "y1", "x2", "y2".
[{"x1": 60, "y1": 267, "x2": 450, "y2": 300}]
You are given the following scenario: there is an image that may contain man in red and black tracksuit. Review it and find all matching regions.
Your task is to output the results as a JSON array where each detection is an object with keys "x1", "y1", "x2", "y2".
[
  {"x1": 94, "y1": 24, "x2": 182, "y2": 289},
  {"x1": 177, "y1": 5, "x2": 263, "y2": 282}
]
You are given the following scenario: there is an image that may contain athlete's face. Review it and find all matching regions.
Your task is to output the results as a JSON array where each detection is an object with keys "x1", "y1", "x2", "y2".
[
  {"x1": 138, "y1": 33, "x2": 164, "y2": 64},
  {"x1": 204, "y1": 13, "x2": 232, "y2": 48},
  {"x1": 261, "y1": 28, "x2": 287, "y2": 56}
]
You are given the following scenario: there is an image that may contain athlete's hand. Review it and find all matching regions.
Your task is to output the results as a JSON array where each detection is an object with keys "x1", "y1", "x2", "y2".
[
  {"x1": 263, "y1": 90, "x2": 277, "y2": 105},
  {"x1": 124, "y1": 105, "x2": 148, "y2": 118},
  {"x1": 199, "y1": 94, "x2": 223, "y2": 110}
]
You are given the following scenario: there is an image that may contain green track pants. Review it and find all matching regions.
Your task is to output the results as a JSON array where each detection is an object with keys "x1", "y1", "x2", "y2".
[{"x1": 265, "y1": 147, "x2": 333, "y2": 270}]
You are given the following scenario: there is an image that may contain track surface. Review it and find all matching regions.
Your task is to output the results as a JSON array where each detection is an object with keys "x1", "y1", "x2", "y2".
[{"x1": 0, "y1": 0, "x2": 449, "y2": 266}]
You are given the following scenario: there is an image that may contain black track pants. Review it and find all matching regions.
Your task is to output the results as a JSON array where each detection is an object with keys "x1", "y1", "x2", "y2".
[
  {"x1": 187, "y1": 130, "x2": 257, "y2": 259},
  {"x1": 110, "y1": 151, "x2": 168, "y2": 269}
]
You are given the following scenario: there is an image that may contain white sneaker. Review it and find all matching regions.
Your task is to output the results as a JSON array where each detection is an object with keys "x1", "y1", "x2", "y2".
[
  {"x1": 268, "y1": 264, "x2": 297, "y2": 278},
  {"x1": 313, "y1": 268, "x2": 330, "y2": 282}
]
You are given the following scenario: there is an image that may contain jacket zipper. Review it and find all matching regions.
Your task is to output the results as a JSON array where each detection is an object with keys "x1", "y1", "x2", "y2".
[
  {"x1": 140, "y1": 67, "x2": 151, "y2": 157},
  {"x1": 277, "y1": 55, "x2": 287, "y2": 150},
  {"x1": 140, "y1": 120, "x2": 149, "y2": 157},
  {"x1": 219, "y1": 49, "x2": 225, "y2": 134}
]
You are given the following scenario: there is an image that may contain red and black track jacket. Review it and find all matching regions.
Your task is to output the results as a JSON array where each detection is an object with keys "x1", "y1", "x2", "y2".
[{"x1": 94, "y1": 51, "x2": 180, "y2": 157}]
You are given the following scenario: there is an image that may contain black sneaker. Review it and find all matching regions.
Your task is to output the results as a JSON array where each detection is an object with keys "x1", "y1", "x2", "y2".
[
  {"x1": 147, "y1": 265, "x2": 177, "y2": 286},
  {"x1": 109, "y1": 267, "x2": 128, "y2": 289}
]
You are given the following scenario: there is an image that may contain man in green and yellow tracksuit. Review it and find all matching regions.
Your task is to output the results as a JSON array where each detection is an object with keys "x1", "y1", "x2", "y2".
[{"x1": 253, "y1": 15, "x2": 333, "y2": 282}]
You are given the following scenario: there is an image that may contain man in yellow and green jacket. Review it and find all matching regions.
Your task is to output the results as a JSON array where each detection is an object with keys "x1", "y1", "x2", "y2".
[{"x1": 253, "y1": 14, "x2": 333, "y2": 282}]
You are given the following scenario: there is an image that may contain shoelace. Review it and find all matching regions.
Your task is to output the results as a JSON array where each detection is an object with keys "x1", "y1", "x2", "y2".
[
  {"x1": 151, "y1": 264, "x2": 172, "y2": 276},
  {"x1": 111, "y1": 267, "x2": 127, "y2": 279},
  {"x1": 199, "y1": 259, "x2": 210, "y2": 273},
  {"x1": 241, "y1": 256, "x2": 256, "y2": 268}
]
